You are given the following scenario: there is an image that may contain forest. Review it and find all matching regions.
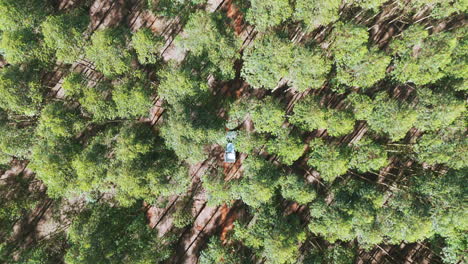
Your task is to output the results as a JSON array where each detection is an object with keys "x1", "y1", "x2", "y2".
[{"x1": 0, "y1": 0, "x2": 466, "y2": 263}]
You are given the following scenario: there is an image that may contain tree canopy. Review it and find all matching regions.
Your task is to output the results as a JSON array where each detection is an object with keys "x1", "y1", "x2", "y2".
[
  {"x1": 85, "y1": 28, "x2": 132, "y2": 77},
  {"x1": 0, "y1": 2, "x2": 466, "y2": 264}
]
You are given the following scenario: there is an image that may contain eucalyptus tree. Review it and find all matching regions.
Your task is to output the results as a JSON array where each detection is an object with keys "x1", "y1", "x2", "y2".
[
  {"x1": 409, "y1": 0, "x2": 467, "y2": 18},
  {"x1": 62, "y1": 72, "x2": 117, "y2": 121},
  {"x1": 0, "y1": 28, "x2": 45, "y2": 64},
  {"x1": 41, "y1": 10, "x2": 90, "y2": 64},
  {"x1": 157, "y1": 64, "x2": 209, "y2": 106},
  {"x1": 414, "y1": 87, "x2": 465, "y2": 132},
  {"x1": 30, "y1": 102, "x2": 86, "y2": 198},
  {"x1": 200, "y1": 237, "x2": 249, "y2": 264},
  {"x1": 349, "y1": 138, "x2": 389, "y2": 173},
  {"x1": 175, "y1": 10, "x2": 241, "y2": 80},
  {"x1": 0, "y1": 109, "x2": 35, "y2": 163},
  {"x1": 293, "y1": 0, "x2": 341, "y2": 31},
  {"x1": 65, "y1": 203, "x2": 172, "y2": 264},
  {"x1": 307, "y1": 139, "x2": 351, "y2": 183},
  {"x1": 233, "y1": 156, "x2": 281, "y2": 208},
  {"x1": 389, "y1": 25, "x2": 458, "y2": 85},
  {"x1": 265, "y1": 130, "x2": 305, "y2": 165},
  {"x1": 288, "y1": 46, "x2": 332, "y2": 92},
  {"x1": 0, "y1": 0, "x2": 52, "y2": 31},
  {"x1": 349, "y1": 92, "x2": 418, "y2": 141},
  {"x1": 0, "y1": 64, "x2": 45, "y2": 116},
  {"x1": 112, "y1": 71, "x2": 154, "y2": 118},
  {"x1": 242, "y1": 34, "x2": 294, "y2": 89},
  {"x1": 278, "y1": 173, "x2": 316, "y2": 204},
  {"x1": 328, "y1": 22, "x2": 390, "y2": 88},
  {"x1": 249, "y1": 97, "x2": 286, "y2": 136},
  {"x1": 415, "y1": 118, "x2": 467, "y2": 169},
  {"x1": 234, "y1": 202, "x2": 306, "y2": 264},
  {"x1": 107, "y1": 123, "x2": 191, "y2": 206},
  {"x1": 289, "y1": 95, "x2": 355, "y2": 137},
  {"x1": 131, "y1": 27, "x2": 164, "y2": 65},
  {"x1": 245, "y1": 0, "x2": 293, "y2": 31},
  {"x1": 85, "y1": 28, "x2": 132, "y2": 77}
]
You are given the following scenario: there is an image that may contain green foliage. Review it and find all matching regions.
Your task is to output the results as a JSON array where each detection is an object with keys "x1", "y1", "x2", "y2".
[
  {"x1": 303, "y1": 244, "x2": 357, "y2": 264},
  {"x1": 288, "y1": 46, "x2": 332, "y2": 91},
  {"x1": 1, "y1": 2, "x2": 466, "y2": 262},
  {"x1": 0, "y1": 113, "x2": 34, "y2": 160},
  {"x1": 324, "y1": 244, "x2": 356, "y2": 264},
  {"x1": 62, "y1": 72, "x2": 87, "y2": 98},
  {"x1": 0, "y1": 173, "x2": 40, "y2": 244},
  {"x1": 353, "y1": 0, "x2": 386, "y2": 10},
  {"x1": 36, "y1": 101, "x2": 86, "y2": 139},
  {"x1": 337, "y1": 48, "x2": 390, "y2": 88},
  {"x1": 307, "y1": 139, "x2": 350, "y2": 183},
  {"x1": 234, "y1": 156, "x2": 281, "y2": 208},
  {"x1": 8, "y1": 234, "x2": 67, "y2": 264},
  {"x1": 228, "y1": 96, "x2": 286, "y2": 136},
  {"x1": 265, "y1": 130, "x2": 305, "y2": 165},
  {"x1": 234, "y1": 204, "x2": 306, "y2": 264},
  {"x1": 414, "y1": 119, "x2": 467, "y2": 169},
  {"x1": 289, "y1": 96, "x2": 355, "y2": 137},
  {"x1": 410, "y1": 0, "x2": 468, "y2": 18},
  {"x1": 444, "y1": 28, "x2": 467, "y2": 80},
  {"x1": 0, "y1": 0, "x2": 51, "y2": 31},
  {"x1": 249, "y1": 97, "x2": 285, "y2": 136},
  {"x1": 390, "y1": 25, "x2": 458, "y2": 85},
  {"x1": 226, "y1": 99, "x2": 251, "y2": 130},
  {"x1": 62, "y1": 73, "x2": 118, "y2": 120},
  {"x1": 328, "y1": 22, "x2": 390, "y2": 88},
  {"x1": 176, "y1": 11, "x2": 241, "y2": 79},
  {"x1": 160, "y1": 104, "x2": 225, "y2": 164},
  {"x1": 107, "y1": 123, "x2": 190, "y2": 206},
  {"x1": 33, "y1": 118, "x2": 191, "y2": 203},
  {"x1": 30, "y1": 136, "x2": 82, "y2": 198},
  {"x1": 410, "y1": 168, "x2": 467, "y2": 264},
  {"x1": 80, "y1": 82, "x2": 117, "y2": 120},
  {"x1": 172, "y1": 206, "x2": 193, "y2": 228},
  {"x1": 65, "y1": 203, "x2": 172, "y2": 264},
  {"x1": 278, "y1": 173, "x2": 316, "y2": 204},
  {"x1": 245, "y1": 0, "x2": 293, "y2": 31},
  {"x1": 202, "y1": 169, "x2": 237, "y2": 206},
  {"x1": 147, "y1": 0, "x2": 206, "y2": 17},
  {"x1": 414, "y1": 88, "x2": 465, "y2": 132},
  {"x1": 41, "y1": 10, "x2": 89, "y2": 63},
  {"x1": 71, "y1": 133, "x2": 109, "y2": 193},
  {"x1": 85, "y1": 28, "x2": 132, "y2": 77},
  {"x1": 442, "y1": 233, "x2": 467, "y2": 264},
  {"x1": 352, "y1": 92, "x2": 418, "y2": 141},
  {"x1": 307, "y1": 173, "x2": 460, "y2": 249},
  {"x1": 31, "y1": 102, "x2": 86, "y2": 197},
  {"x1": 233, "y1": 130, "x2": 266, "y2": 154},
  {"x1": 0, "y1": 64, "x2": 44, "y2": 116},
  {"x1": 199, "y1": 237, "x2": 248, "y2": 264},
  {"x1": 157, "y1": 64, "x2": 209, "y2": 105},
  {"x1": 293, "y1": 0, "x2": 341, "y2": 31},
  {"x1": 112, "y1": 71, "x2": 154, "y2": 118},
  {"x1": 131, "y1": 27, "x2": 164, "y2": 65},
  {"x1": 308, "y1": 187, "x2": 361, "y2": 244},
  {"x1": 349, "y1": 138, "x2": 388, "y2": 173},
  {"x1": 346, "y1": 93, "x2": 374, "y2": 120},
  {"x1": 242, "y1": 34, "x2": 294, "y2": 89},
  {"x1": 0, "y1": 28, "x2": 44, "y2": 64}
]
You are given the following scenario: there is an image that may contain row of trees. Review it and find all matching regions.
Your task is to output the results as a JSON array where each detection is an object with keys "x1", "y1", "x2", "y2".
[
  {"x1": 242, "y1": 0, "x2": 467, "y2": 31},
  {"x1": 241, "y1": 23, "x2": 465, "y2": 91}
]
